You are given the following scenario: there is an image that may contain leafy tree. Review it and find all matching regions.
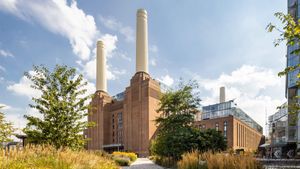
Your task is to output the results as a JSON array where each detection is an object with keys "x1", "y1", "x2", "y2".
[
  {"x1": 151, "y1": 81, "x2": 226, "y2": 160},
  {"x1": 267, "y1": 13, "x2": 300, "y2": 125},
  {"x1": 151, "y1": 81, "x2": 201, "y2": 160},
  {"x1": 23, "y1": 65, "x2": 94, "y2": 150},
  {"x1": 0, "y1": 106, "x2": 15, "y2": 144},
  {"x1": 197, "y1": 129, "x2": 227, "y2": 152}
]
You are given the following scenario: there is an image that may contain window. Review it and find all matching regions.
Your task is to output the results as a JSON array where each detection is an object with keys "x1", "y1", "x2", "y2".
[
  {"x1": 117, "y1": 112, "x2": 123, "y2": 143},
  {"x1": 215, "y1": 123, "x2": 219, "y2": 131},
  {"x1": 224, "y1": 121, "x2": 227, "y2": 138},
  {"x1": 112, "y1": 114, "x2": 115, "y2": 129},
  {"x1": 117, "y1": 112, "x2": 123, "y2": 129}
]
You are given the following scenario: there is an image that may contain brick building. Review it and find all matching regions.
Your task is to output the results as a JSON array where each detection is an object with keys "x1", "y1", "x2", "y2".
[
  {"x1": 195, "y1": 88, "x2": 264, "y2": 151},
  {"x1": 86, "y1": 9, "x2": 162, "y2": 156},
  {"x1": 195, "y1": 115, "x2": 263, "y2": 151}
]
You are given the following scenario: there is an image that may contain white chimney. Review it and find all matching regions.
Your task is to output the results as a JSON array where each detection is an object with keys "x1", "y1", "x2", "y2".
[
  {"x1": 96, "y1": 40, "x2": 107, "y2": 92},
  {"x1": 220, "y1": 86, "x2": 225, "y2": 103},
  {"x1": 136, "y1": 9, "x2": 148, "y2": 73}
]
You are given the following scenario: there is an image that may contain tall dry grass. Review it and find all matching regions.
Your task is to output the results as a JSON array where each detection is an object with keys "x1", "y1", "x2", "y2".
[
  {"x1": 0, "y1": 145, "x2": 118, "y2": 169},
  {"x1": 177, "y1": 151, "x2": 264, "y2": 169}
]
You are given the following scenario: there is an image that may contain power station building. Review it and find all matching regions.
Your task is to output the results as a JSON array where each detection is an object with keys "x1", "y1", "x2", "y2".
[
  {"x1": 86, "y1": 9, "x2": 264, "y2": 155},
  {"x1": 86, "y1": 9, "x2": 162, "y2": 156}
]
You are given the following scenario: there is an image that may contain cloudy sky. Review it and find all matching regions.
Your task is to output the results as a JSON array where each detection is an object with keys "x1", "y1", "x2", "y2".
[{"x1": 0, "y1": 0, "x2": 287, "y2": 134}]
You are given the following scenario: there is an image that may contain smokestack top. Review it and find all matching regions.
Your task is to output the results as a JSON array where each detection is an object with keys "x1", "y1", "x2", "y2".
[
  {"x1": 137, "y1": 9, "x2": 147, "y2": 17},
  {"x1": 97, "y1": 40, "x2": 104, "y2": 47},
  {"x1": 220, "y1": 86, "x2": 225, "y2": 103}
]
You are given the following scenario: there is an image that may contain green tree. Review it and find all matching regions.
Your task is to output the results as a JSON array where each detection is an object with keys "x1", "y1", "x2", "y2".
[
  {"x1": 198, "y1": 129, "x2": 227, "y2": 152},
  {"x1": 267, "y1": 13, "x2": 300, "y2": 125},
  {"x1": 151, "y1": 81, "x2": 226, "y2": 161},
  {"x1": 23, "y1": 65, "x2": 94, "y2": 150},
  {"x1": 0, "y1": 106, "x2": 15, "y2": 144},
  {"x1": 151, "y1": 81, "x2": 201, "y2": 160}
]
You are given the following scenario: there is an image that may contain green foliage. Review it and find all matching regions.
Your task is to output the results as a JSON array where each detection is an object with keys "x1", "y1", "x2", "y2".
[
  {"x1": 151, "y1": 81, "x2": 200, "y2": 160},
  {"x1": 197, "y1": 129, "x2": 227, "y2": 152},
  {"x1": 0, "y1": 106, "x2": 15, "y2": 143},
  {"x1": 151, "y1": 81, "x2": 226, "y2": 161},
  {"x1": 23, "y1": 65, "x2": 94, "y2": 150},
  {"x1": 112, "y1": 151, "x2": 137, "y2": 162},
  {"x1": 157, "y1": 81, "x2": 201, "y2": 117},
  {"x1": 268, "y1": 12, "x2": 300, "y2": 125},
  {"x1": 113, "y1": 157, "x2": 130, "y2": 166}
]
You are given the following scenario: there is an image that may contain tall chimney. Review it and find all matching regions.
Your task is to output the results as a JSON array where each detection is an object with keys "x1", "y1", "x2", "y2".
[
  {"x1": 96, "y1": 40, "x2": 107, "y2": 92},
  {"x1": 136, "y1": 9, "x2": 148, "y2": 73},
  {"x1": 220, "y1": 86, "x2": 225, "y2": 103}
]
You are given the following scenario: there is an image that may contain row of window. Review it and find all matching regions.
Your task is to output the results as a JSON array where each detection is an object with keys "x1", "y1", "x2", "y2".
[{"x1": 199, "y1": 121, "x2": 227, "y2": 138}]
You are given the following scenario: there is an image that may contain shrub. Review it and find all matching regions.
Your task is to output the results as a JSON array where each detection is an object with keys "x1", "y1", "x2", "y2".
[
  {"x1": 114, "y1": 157, "x2": 130, "y2": 166},
  {"x1": 112, "y1": 151, "x2": 137, "y2": 162},
  {"x1": 177, "y1": 151, "x2": 264, "y2": 169},
  {"x1": 0, "y1": 145, "x2": 118, "y2": 169}
]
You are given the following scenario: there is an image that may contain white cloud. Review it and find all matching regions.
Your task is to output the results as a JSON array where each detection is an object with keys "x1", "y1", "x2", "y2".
[
  {"x1": 0, "y1": 0, "x2": 99, "y2": 60},
  {"x1": 0, "y1": 103, "x2": 11, "y2": 110},
  {"x1": 150, "y1": 58, "x2": 157, "y2": 66},
  {"x1": 0, "y1": 0, "x2": 127, "y2": 96},
  {"x1": 100, "y1": 34, "x2": 118, "y2": 57},
  {"x1": 187, "y1": 65, "x2": 285, "y2": 130},
  {"x1": 0, "y1": 65, "x2": 6, "y2": 72},
  {"x1": 7, "y1": 71, "x2": 41, "y2": 99},
  {"x1": 117, "y1": 51, "x2": 131, "y2": 62},
  {"x1": 158, "y1": 74, "x2": 174, "y2": 86},
  {"x1": 0, "y1": 49, "x2": 14, "y2": 58},
  {"x1": 99, "y1": 15, "x2": 134, "y2": 42},
  {"x1": 149, "y1": 45, "x2": 159, "y2": 67}
]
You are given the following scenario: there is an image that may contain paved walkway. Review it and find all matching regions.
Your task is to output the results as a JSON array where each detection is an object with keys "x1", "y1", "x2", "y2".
[{"x1": 122, "y1": 158, "x2": 164, "y2": 169}]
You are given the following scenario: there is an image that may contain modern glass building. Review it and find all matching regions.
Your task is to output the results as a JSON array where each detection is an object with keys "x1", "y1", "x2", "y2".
[
  {"x1": 267, "y1": 103, "x2": 298, "y2": 158},
  {"x1": 268, "y1": 103, "x2": 288, "y2": 146},
  {"x1": 287, "y1": 0, "x2": 300, "y2": 150},
  {"x1": 201, "y1": 100, "x2": 263, "y2": 133}
]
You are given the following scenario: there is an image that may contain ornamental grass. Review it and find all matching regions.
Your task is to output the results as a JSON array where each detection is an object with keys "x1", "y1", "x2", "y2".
[
  {"x1": 177, "y1": 151, "x2": 263, "y2": 169},
  {"x1": 0, "y1": 145, "x2": 118, "y2": 169}
]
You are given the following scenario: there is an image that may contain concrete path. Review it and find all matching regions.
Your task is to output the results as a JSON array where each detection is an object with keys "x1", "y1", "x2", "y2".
[{"x1": 122, "y1": 158, "x2": 164, "y2": 169}]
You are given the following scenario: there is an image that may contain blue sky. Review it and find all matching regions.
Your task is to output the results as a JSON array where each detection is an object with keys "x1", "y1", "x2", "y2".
[{"x1": 0, "y1": 0, "x2": 287, "y2": 134}]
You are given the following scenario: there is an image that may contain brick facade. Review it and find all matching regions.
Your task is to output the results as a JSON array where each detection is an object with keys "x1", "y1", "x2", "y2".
[
  {"x1": 195, "y1": 115, "x2": 263, "y2": 151},
  {"x1": 87, "y1": 72, "x2": 161, "y2": 156}
]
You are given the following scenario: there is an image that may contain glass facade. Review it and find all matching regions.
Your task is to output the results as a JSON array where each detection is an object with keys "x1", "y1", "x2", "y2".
[
  {"x1": 287, "y1": 0, "x2": 300, "y2": 145},
  {"x1": 112, "y1": 92, "x2": 125, "y2": 101},
  {"x1": 287, "y1": 44, "x2": 300, "y2": 87},
  {"x1": 268, "y1": 103, "x2": 288, "y2": 145},
  {"x1": 201, "y1": 100, "x2": 263, "y2": 133},
  {"x1": 287, "y1": 0, "x2": 300, "y2": 88}
]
